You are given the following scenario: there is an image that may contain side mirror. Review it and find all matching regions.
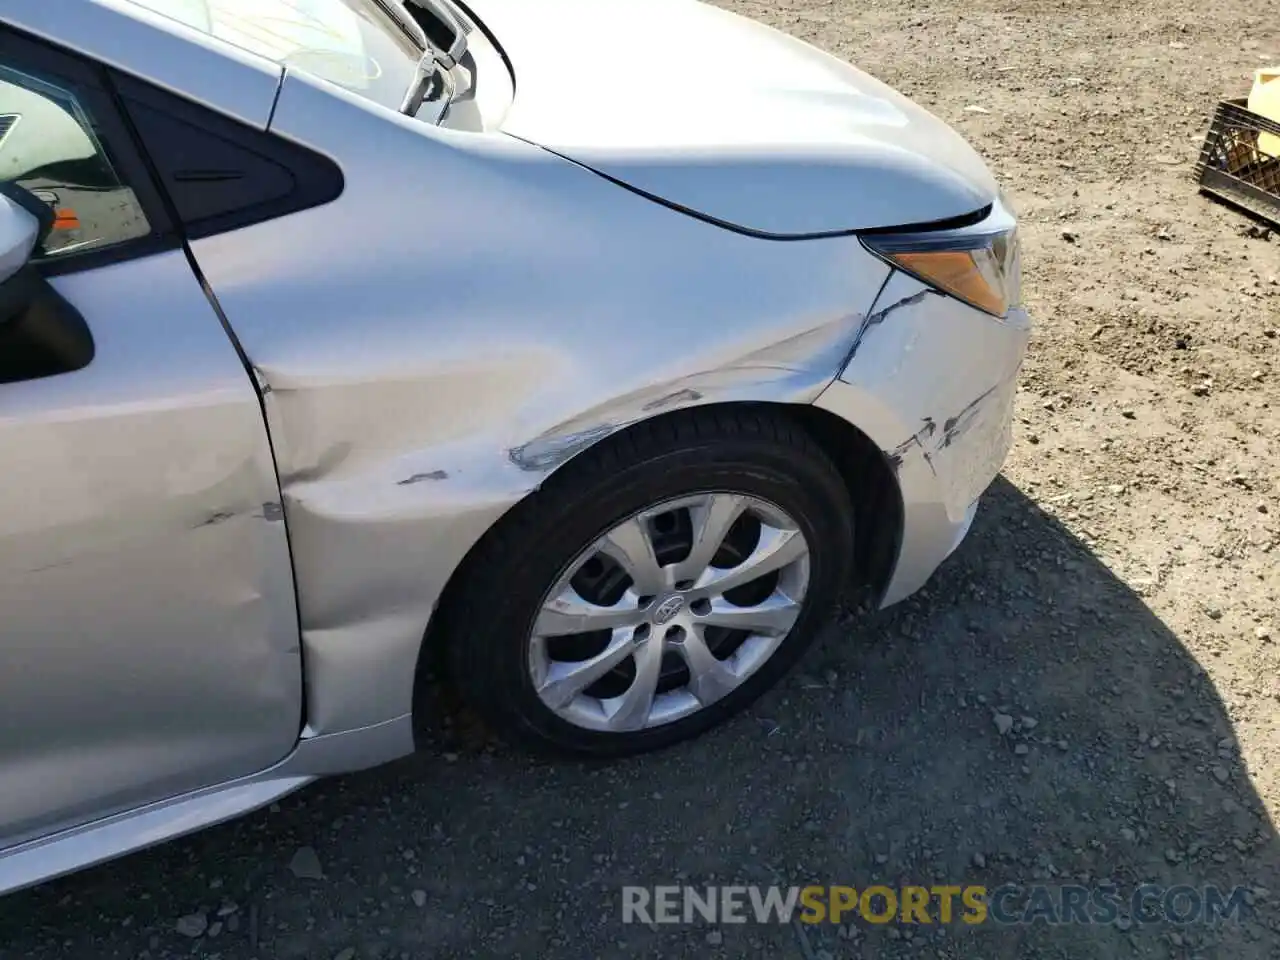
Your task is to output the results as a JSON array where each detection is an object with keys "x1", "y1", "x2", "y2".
[
  {"x1": 0, "y1": 189, "x2": 43, "y2": 287},
  {"x1": 0, "y1": 184, "x2": 94, "y2": 384}
]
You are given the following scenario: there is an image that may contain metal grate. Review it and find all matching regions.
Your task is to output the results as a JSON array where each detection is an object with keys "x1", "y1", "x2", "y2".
[{"x1": 1195, "y1": 98, "x2": 1280, "y2": 228}]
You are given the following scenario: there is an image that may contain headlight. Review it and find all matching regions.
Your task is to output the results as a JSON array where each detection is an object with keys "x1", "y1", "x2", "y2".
[{"x1": 861, "y1": 199, "x2": 1021, "y2": 318}]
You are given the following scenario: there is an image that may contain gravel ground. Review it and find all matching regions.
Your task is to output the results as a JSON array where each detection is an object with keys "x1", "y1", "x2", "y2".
[{"x1": 3, "y1": 1, "x2": 1279, "y2": 958}]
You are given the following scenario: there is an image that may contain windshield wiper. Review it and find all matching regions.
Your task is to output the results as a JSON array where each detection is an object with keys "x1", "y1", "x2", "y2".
[{"x1": 399, "y1": 0, "x2": 469, "y2": 119}]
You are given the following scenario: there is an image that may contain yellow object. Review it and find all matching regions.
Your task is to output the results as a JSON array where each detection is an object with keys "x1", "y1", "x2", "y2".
[{"x1": 1249, "y1": 67, "x2": 1280, "y2": 159}]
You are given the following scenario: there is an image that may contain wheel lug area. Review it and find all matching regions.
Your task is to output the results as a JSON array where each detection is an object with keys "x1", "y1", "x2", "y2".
[
  {"x1": 637, "y1": 595, "x2": 654, "y2": 609},
  {"x1": 674, "y1": 579, "x2": 695, "y2": 591},
  {"x1": 690, "y1": 598, "x2": 711, "y2": 616},
  {"x1": 665, "y1": 625, "x2": 686, "y2": 643},
  {"x1": 633, "y1": 623, "x2": 651, "y2": 644}
]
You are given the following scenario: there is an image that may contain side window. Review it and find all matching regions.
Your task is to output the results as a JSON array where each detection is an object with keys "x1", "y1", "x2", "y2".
[{"x1": 0, "y1": 63, "x2": 151, "y2": 261}]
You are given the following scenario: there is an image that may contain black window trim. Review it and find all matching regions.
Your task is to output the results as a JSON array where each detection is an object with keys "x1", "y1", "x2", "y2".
[
  {"x1": 0, "y1": 25, "x2": 180, "y2": 278},
  {"x1": 109, "y1": 70, "x2": 344, "y2": 243},
  {"x1": 1, "y1": 23, "x2": 343, "y2": 279}
]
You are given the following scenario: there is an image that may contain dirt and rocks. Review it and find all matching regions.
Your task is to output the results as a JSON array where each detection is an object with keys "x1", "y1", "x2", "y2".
[{"x1": 2, "y1": 0, "x2": 1278, "y2": 958}]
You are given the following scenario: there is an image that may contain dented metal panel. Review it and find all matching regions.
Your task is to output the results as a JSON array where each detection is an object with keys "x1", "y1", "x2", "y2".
[
  {"x1": 0, "y1": 251, "x2": 302, "y2": 847},
  {"x1": 814, "y1": 271, "x2": 1030, "y2": 606},
  {"x1": 187, "y1": 70, "x2": 892, "y2": 737}
]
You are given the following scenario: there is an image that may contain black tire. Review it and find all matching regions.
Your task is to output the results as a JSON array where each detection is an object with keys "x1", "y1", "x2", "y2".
[{"x1": 446, "y1": 406, "x2": 854, "y2": 758}]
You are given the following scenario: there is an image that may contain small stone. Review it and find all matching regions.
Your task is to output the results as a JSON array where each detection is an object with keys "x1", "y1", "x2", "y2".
[
  {"x1": 289, "y1": 845, "x2": 324, "y2": 881},
  {"x1": 443, "y1": 752, "x2": 459, "y2": 763},
  {"x1": 216, "y1": 903, "x2": 239, "y2": 917},
  {"x1": 175, "y1": 914, "x2": 208, "y2": 939},
  {"x1": 707, "y1": 930, "x2": 723, "y2": 945},
  {"x1": 1116, "y1": 915, "x2": 1132, "y2": 931},
  {"x1": 1062, "y1": 229, "x2": 1079, "y2": 243},
  {"x1": 1165, "y1": 848, "x2": 1182, "y2": 864},
  {"x1": 1120, "y1": 827, "x2": 1136, "y2": 842},
  {"x1": 335, "y1": 949, "x2": 357, "y2": 960},
  {"x1": 1014, "y1": 744, "x2": 1029, "y2": 756},
  {"x1": 964, "y1": 105, "x2": 991, "y2": 114},
  {"x1": 1020, "y1": 716, "x2": 1038, "y2": 730},
  {"x1": 1256, "y1": 626, "x2": 1272, "y2": 641},
  {"x1": 874, "y1": 853, "x2": 889, "y2": 865},
  {"x1": 207, "y1": 921, "x2": 223, "y2": 938},
  {"x1": 1212, "y1": 766, "x2": 1229, "y2": 784},
  {"x1": 411, "y1": 889, "x2": 428, "y2": 908},
  {"x1": 972, "y1": 852, "x2": 987, "y2": 868},
  {"x1": 1120, "y1": 409, "x2": 1136, "y2": 420},
  {"x1": 1205, "y1": 607, "x2": 1223, "y2": 621},
  {"x1": 994, "y1": 713, "x2": 1015, "y2": 736}
]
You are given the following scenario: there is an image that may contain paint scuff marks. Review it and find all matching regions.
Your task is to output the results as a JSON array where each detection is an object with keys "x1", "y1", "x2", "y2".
[
  {"x1": 844, "y1": 289, "x2": 936, "y2": 366},
  {"x1": 886, "y1": 385, "x2": 999, "y2": 473},
  {"x1": 508, "y1": 424, "x2": 618, "y2": 472},
  {"x1": 642, "y1": 388, "x2": 703, "y2": 412},
  {"x1": 397, "y1": 470, "x2": 450, "y2": 486},
  {"x1": 940, "y1": 385, "x2": 998, "y2": 449},
  {"x1": 195, "y1": 511, "x2": 236, "y2": 528}
]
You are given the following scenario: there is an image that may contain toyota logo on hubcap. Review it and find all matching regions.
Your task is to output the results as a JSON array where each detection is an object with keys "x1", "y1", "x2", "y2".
[{"x1": 652, "y1": 595, "x2": 685, "y2": 625}]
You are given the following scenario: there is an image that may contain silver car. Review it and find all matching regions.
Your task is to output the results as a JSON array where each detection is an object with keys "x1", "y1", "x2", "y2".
[{"x1": 0, "y1": 0, "x2": 1029, "y2": 893}]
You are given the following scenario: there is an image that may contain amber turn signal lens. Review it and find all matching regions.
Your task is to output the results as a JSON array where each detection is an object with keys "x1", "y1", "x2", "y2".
[
  {"x1": 890, "y1": 249, "x2": 1008, "y2": 316},
  {"x1": 861, "y1": 205, "x2": 1021, "y2": 318}
]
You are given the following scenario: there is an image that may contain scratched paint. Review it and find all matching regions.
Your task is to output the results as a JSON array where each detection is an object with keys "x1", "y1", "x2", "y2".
[
  {"x1": 183, "y1": 71, "x2": 894, "y2": 737},
  {"x1": 832, "y1": 269, "x2": 1028, "y2": 528},
  {"x1": 397, "y1": 470, "x2": 450, "y2": 486}
]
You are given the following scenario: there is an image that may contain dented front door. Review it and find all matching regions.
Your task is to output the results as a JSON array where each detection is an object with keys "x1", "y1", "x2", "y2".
[{"x1": 0, "y1": 251, "x2": 303, "y2": 848}]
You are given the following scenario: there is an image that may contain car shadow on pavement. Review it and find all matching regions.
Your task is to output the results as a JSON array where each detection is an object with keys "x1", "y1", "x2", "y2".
[{"x1": 1, "y1": 477, "x2": 1276, "y2": 960}]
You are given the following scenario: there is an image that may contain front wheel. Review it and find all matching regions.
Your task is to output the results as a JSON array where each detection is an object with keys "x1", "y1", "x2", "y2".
[{"x1": 447, "y1": 408, "x2": 854, "y2": 757}]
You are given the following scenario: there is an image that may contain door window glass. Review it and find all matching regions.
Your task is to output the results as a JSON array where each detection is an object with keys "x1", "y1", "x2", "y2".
[{"x1": 0, "y1": 64, "x2": 151, "y2": 260}]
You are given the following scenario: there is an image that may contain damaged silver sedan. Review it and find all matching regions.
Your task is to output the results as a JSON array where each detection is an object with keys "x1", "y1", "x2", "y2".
[{"x1": 0, "y1": 0, "x2": 1029, "y2": 891}]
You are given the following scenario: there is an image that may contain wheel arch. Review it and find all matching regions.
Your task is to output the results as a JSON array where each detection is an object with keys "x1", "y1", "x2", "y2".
[{"x1": 411, "y1": 400, "x2": 903, "y2": 728}]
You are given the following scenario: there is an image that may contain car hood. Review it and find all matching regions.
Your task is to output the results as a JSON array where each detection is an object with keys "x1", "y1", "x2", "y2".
[{"x1": 464, "y1": 0, "x2": 998, "y2": 235}]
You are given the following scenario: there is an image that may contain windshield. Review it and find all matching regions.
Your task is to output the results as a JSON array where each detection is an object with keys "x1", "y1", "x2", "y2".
[{"x1": 125, "y1": 0, "x2": 424, "y2": 112}]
